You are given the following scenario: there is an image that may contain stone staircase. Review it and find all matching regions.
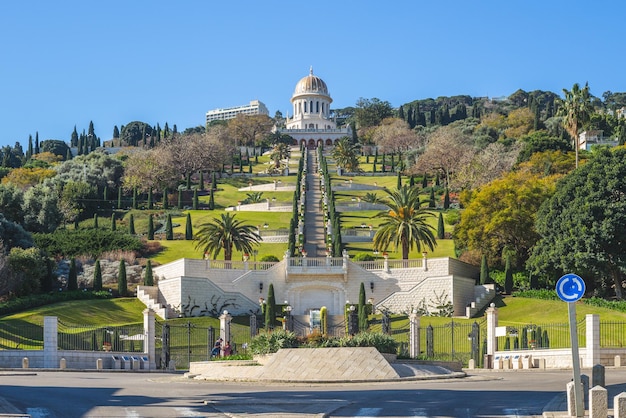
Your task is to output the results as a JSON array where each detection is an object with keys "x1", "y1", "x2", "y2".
[
  {"x1": 137, "y1": 285, "x2": 171, "y2": 319},
  {"x1": 465, "y1": 284, "x2": 496, "y2": 318}
]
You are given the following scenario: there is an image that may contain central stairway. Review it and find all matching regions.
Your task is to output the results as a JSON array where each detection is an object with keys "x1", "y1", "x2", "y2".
[{"x1": 302, "y1": 148, "x2": 327, "y2": 257}]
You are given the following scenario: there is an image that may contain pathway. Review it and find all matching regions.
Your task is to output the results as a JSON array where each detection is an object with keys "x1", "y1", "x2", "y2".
[{"x1": 302, "y1": 148, "x2": 326, "y2": 257}]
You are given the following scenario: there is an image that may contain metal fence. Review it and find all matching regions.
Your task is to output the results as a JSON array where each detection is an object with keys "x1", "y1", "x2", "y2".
[
  {"x1": 495, "y1": 320, "x2": 585, "y2": 351},
  {"x1": 57, "y1": 321, "x2": 145, "y2": 352},
  {"x1": 600, "y1": 321, "x2": 626, "y2": 347},
  {"x1": 0, "y1": 320, "x2": 43, "y2": 350}
]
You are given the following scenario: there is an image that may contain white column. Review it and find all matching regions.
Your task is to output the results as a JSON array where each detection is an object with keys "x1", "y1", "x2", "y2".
[
  {"x1": 409, "y1": 312, "x2": 421, "y2": 359},
  {"x1": 44, "y1": 316, "x2": 58, "y2": 369},
  {"x1": 143, "y1": 309, "x2": 156, "y2": 370},
  {"x1": 586, "y1": 314, "x2": 600, "y2": 368},
  {"x1": 486, "y1": 304, "x2": 498, "y2": 360},
  {"x1": 219, "y1": 311, "x2": 232, "y2": 357}
]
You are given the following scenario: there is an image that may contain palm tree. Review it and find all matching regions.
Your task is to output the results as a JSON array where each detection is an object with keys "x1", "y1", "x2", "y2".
[
  {"x1": 331, "y1": 137, "x2": 361, "y2": 173},
  {"x1": 195, "y1": 213, "x2": 261, "y2": 261},
  {"x1": 373, "y1": 185, "x2": 437, "y2": 259},
  {"x1": 559, "y1": 82, "x2": 593, "y2": 168}
]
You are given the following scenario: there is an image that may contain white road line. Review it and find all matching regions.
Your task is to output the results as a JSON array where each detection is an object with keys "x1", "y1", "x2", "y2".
[
  {"x1": 174, "y1": 407, "x2": 207, "y2": 416},
  {"x1": 354, "y1": 407, "x2": 382, "y2": 417},
  {"x1": 409, "y1": 407, "x2": 429, "y2": 417},
  {"x1": 26, "y1": 408, "x2": 54, "y2": 418},
  {"x1": 124, "y1": 408, "x2": 141, "y2": 417}
]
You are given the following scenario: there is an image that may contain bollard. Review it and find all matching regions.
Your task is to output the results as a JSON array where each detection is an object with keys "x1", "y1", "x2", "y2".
[
  {"x1": 467, "y1": 359, "x2": 475, "y2": 369},
  {"x1": 59, "y1": 358, "x2": 66, "y2": 369},
  {"x1": 589, "y1": 385, "x2": 607, "y2": 418},
  {"x1": 614, "y1": 392, "x2": 626, "y2": 418},
  {"x1": 566, "y1": 381, "x2": 577, "y2": 417},
  {"x1": 616, "y1": 355, "x2": 622, "y2": 367},
  {"x1": 96, "y1": 358, "x2": 103, "y2": 370},
  {"x1": 22, "y1": 357, "x2": 29, "y2": 369},
  {"x1": 592, "y1": 364, "x2": 605, "y2": 388}
]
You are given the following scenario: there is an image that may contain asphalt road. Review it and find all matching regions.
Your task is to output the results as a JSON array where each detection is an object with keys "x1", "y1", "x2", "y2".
[{"x1": 2, "y1": 369, "x2": 626, "y2": 417}]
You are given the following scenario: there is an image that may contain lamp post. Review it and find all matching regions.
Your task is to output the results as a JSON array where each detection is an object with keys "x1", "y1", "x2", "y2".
[
  {"x1": 348, "y1": 305, "x2": 358, "y2": 336},
  {"x1": 284, "y1": 305, "x2": 293, "y2": 331}
]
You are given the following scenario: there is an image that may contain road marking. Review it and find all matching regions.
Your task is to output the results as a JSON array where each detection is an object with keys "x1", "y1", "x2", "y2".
[
  {"x1": 354, "y1": 407, "x2": 382, "y2": 416},
  {"x1": 124, "y1": 408, "x2": 141, "y2": 417},
  {"x1": 409, "y1": 408, "x2": 429, "y2": 417},
  {"x1": 26, "y1": 408, "x2": 54, "y2": 418},
  {"x1": 174, "y1": 407, "x2": 207, "y2": 416}
]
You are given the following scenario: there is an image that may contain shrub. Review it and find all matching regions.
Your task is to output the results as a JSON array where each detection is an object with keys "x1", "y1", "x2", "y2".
[
  {"x1": 352, "y1": 253, "x2": 374, "y2": 261},
  {"x1": 34, "y1": 229, "x2": 142, "y2": 259},
  {"x1": 339, "y1": 332, "x2": 398, "y2": 354},
  {"x1": 259, "y1": 255, "x2": 279, "y2": 262},
  {"x1": 249, "y1": 329, "x2": 299, "y2": 355}
]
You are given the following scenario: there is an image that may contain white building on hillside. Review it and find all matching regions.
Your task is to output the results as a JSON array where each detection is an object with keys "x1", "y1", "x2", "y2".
[
  {"x1": 278, "y1": 67, "x2": 351, "y2": 148},
  {"x1": 206, "y1": 100, "x2": 269, "y2": 124}
]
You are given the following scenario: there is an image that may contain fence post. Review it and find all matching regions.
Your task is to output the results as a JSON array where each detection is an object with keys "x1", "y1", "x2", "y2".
[
  {"x1": 426, "y1": 325, "x2": 434, "y2": 358},
  {"x1": 471, "y1": 321, "x2": 480, "y2": 366},
  {"x1": 143, "y1": 309, "x2": 156, "y2": 370},
  {"x1": 486, "y1": 303, "x2": 498, "y2": 361},
  {"x1": 409, "y1": 311, "x2": 421, "y2": 359},
  {"x1": 219, "y1": 310, "x2": 232, "y2": 356},
  {"x1": 44, "y1": 316, "x2": 58, "y2": 369},
  {"x1": 161, "y1": 324, "x2": 170, "y2": 370},
  {"x1": 586, "y1": 314, "x2": 600, "y2": 368}
]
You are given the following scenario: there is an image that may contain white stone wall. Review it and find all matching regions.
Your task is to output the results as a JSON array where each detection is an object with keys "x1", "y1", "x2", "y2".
[{"x1": 150, "y1": 257, "x2": 482, "y2": 318}]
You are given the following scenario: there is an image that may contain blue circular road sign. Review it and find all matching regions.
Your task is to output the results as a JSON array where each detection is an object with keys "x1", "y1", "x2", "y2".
[{"x1": 556, "y1": 273, "x2": 585, "y2": 302}]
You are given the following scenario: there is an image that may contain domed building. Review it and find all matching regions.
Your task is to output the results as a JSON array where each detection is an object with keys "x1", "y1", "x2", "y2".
[{"x1": 278, "y1": 67, "x2": 351, "y2": 148}]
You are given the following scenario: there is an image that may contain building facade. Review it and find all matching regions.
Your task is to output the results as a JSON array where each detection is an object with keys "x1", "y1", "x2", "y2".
[
  {"x1": 278, "y1": 68, "x2": 351, "y2": 148},
  {"x1": 206, "y1": 100, "x2": 269, "y2": 124}
]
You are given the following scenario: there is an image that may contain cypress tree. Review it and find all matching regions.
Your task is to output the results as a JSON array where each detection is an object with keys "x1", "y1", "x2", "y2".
[
  {"x1": 166, "y1": 214, "x2": 173, "y2": 240},
  {"x1": 443, "y1": 188, "x2": 450, "y2": 209},
  {"x1": 199, "y1": 171, "x2": 204, "y2": 190},
  {"x1": 422, "y1": 174, "x2": 428, "y2": 188},
  {"x1": 35, "y1": 131, "x2": 40, "y2": 154},
  {"x1": 396, "y1": 171, "x2": 402, "y2": 189},
  {"x1": 144, "y1": 260, "x2": 154, "y2": 286},
  {"x1": 409, "y1": 175, "x2": 415, "y2": 187},
  {"x1": 429, "y1": 188, "x2": 436, "y2": 208},
  {"x1": 66, "y1": 148, "x2": 72, "y2": 161},
  {"x1": 435, "y1": 173, "x2": 440, "y2": 186},
  {"x1": 129, "y1": 214, "x2": 135, "y2": 235},
  {"x1": 374, "y1": 147, "x2": 378, "y2": 163},
  {"x1": 93, "y1": 214, "x2": 99, "y2": 229},
  {"x1": 373, "y1": 162, "x2": 377, "y2": 173},
  {"x1": 147, "y1": 188, "x2": 153, "y2": 209},
  {"x1": 192, "y1": 189, "x2": 198, "y2": 210},
  {"x1": 117, "y1": 187, "x2": 122, "y2": 209},
  {"x1": 358, "y1": 282, "x2": 368, "y2": 332},
  {"x1": 177, "y1": 189, "x2": 182, "y2": 209},
  {"x1": 504, "y1": 255, "x2": 513, "y2": 294},
  {"x1": 111, "y1": 213, "x2": 116, "y2": 231},
  {"x1": 117, "y1": 259, "x2": 127, "y2": 296},
  {"x1": 208, "y1": 189, "x2": 215, "y2": 210},
  {"x1": 186, "y1": 173, "x2": 191, "y2": 190},
  {"x1": 162, "y1": 188, "x2": 169, "y2": 209},
  {"x1": 27, "y1": 135, "x2": 33, "y2": 159},
  {"x1": 93, "y1": 259, "x2": 102, "y2": 291},
  {"x1": 437, "y1": 212, "x2": 445, "y2": 239},
  {"x1": 68, "y1": 258, "x2": 78, "y2": 291},
  {"x1": 211, "y1": 172, "x2": 217, "y2": 191},
  {"x1": 381, "y1": 154, "x2": 386, "y2": 172},
  {"x1": 132, "y1": 187, "x2": 137, "y2": 209},
  {"x1": 265, "y1": 283, "x2": 276, "y2": 330},
  {"x1": 480, "y1": 255, "x2": 489, "y2": 285},
  {"x1": 103, "y1": 186, "x2": 108, "y2": 203},
  {"x1": 185, "y1": 213, "x2": 193, "y2": 240},
  {"x1": 147, "y1": 214, "x2": 154, "y2": 240}
]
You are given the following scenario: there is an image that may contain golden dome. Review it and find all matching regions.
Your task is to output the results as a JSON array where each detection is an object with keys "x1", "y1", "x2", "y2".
[{"x1": 293, "y1": 67, "x2": 329, "y2": 96}]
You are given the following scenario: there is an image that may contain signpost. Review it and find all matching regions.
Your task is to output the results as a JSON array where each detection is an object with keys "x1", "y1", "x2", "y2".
[{"x1": 556, "y1": 273, "x2": 586, "y2": 418}]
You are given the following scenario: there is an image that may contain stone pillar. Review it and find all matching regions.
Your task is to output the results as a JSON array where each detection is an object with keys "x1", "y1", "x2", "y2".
[
  {"x1": 409, "y1": 312, "x2": 421, "y2": 359},
  {"x1": 589, "y1": 385, "x2": 608, "y2": 418},
  {"x1": 486, "y1": 304, "x2": 498, "y2": 361},
  {"x1": 614, "y1": 392, "x2": 626, "y2": 418},
  {"x1": 592, "y1": 364, "x2": 605, "y2": 388},
  {"x1": 143, "y1": 308, "x2": 156, "y2": 370},
  {"x1": 422, "y1": 252, "x2": 428, "y2": 271},
  {"x1": 587, "y1": 314, "x2": 600, "y2": 368},
  {"x1": 219, "y1": 311, "x2": 232, "y2": 356},
  {"x1": 383, "y1": 253, "x2": 390, "y2": 273},
  {"x1": 44, "y1": 316, "x2": 58, "y2": 369}
]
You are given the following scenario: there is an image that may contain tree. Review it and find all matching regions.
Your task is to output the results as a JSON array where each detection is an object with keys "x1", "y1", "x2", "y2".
[
  {"x1": 558, "y1": 82, "x2": 593, "y2": 168},
  {"x1": 443, "y1": 189, "x2": 450, "y2": 209},
  {"x1": 227, "y1": 114, "x2": 274, "y2": 147},
  {"x1": 455, "y1": 170, "x2": 556, "y2": 268},
  {"x1": 437, "y1": 212, "x2": 445, "y2": 240},
  {"x1": 504, "y1": 255, "x2": 513, "y2": 294},
  {"x1": 68, "y1": 258, "x2": 78, "y2": 291},
  {"x1": 358, "y1": 282, "x2": 368, "y2": 332},
  {"x1": 0, "y1": 183, "x2": 24, "y2": 223},
  {"x1": 0, "y1": 213, "x2": 34, "y2": 250},
  {"x1": 265, "y1": 283, "x2": 276, "y2": 330},
  {"x1": 165, "y1": 214, "x2": 173, "y2": 240},
  {"x1": 93, "y1": 259, "x2": 102, "y2": 291},
  {"x1": 93, "y1": 214, "x2": 99, "y2": 229},
  {"x1": 144, "y1": 259, "x2": 153, "y2": 286},
  {"x1": 527, "y1": 147, "x2": 626, "y2": 299},
  {"x1": 194, "y1": 213, "x2": 261, "y2": 261},
  {"x1": 480, "y1": 255, "x2": 489, "y2": 285},
  {"x1": 428, "y1": 188, "x2": 436, "y2": 208},
  {"x1": 7, "y1": 247, "x2": 47, "y2": 296},
  {"x1": 185, "y1": 213, "x2": 193, "y2": 240},
  {"x1": 354, "y1": 97, "x2": 394, "y2": 129},
  {"x1": 117, "y1": 259, "x2": 127, "y2": 296},
  {"x1": 22, "y1": 184, "x2": 62, "y2": 233},
  {"x1": 110, "y1": 214, "x2": 116, "y2": 231},
  {"x1": 373, "y1": 185, "x2": 437, "y2": 259},
  {"x1": 192, "y1": 189, "x2": 198, "y2": 210},
  {"x1": 330, "y1": 137, "x2": 360, "y2": 173},
  {"x1": 128, "y1": 214, "x2": 136, "y2": 235},
  {"x1": 147, "y1": 214, "x2": 154, "y2": 240}
]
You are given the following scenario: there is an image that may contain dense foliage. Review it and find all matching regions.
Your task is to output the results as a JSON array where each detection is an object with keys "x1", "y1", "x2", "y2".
[{"x1": 34, "y1": 229, "x2": 142, "y2": 258}]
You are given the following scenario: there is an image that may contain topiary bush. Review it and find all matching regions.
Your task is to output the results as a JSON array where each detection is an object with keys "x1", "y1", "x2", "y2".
[{"x1": 249, "y1": 329, "x2": 299, "y2": 355}]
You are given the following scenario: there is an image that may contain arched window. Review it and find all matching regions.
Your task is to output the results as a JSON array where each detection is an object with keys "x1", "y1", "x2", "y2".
[
  {"x1": 310, "y1": 101, "x2": 313, "y2": 113},
  {"x1": 316, "y1": 101, "x2": 319, "y2": 113},
  {"x1": 304, "y1": 101, "x2": 307, "y2": 113}
]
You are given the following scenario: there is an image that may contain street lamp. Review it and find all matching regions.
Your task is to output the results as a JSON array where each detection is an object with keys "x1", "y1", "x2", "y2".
[{"x1": 348, "y1": 305, "x2": 358, "y2": 336}]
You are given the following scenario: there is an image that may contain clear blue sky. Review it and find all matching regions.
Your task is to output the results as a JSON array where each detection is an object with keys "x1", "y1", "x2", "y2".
[{"x1": 1, "y1": 0, "x2": 624, "y2": 148}]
